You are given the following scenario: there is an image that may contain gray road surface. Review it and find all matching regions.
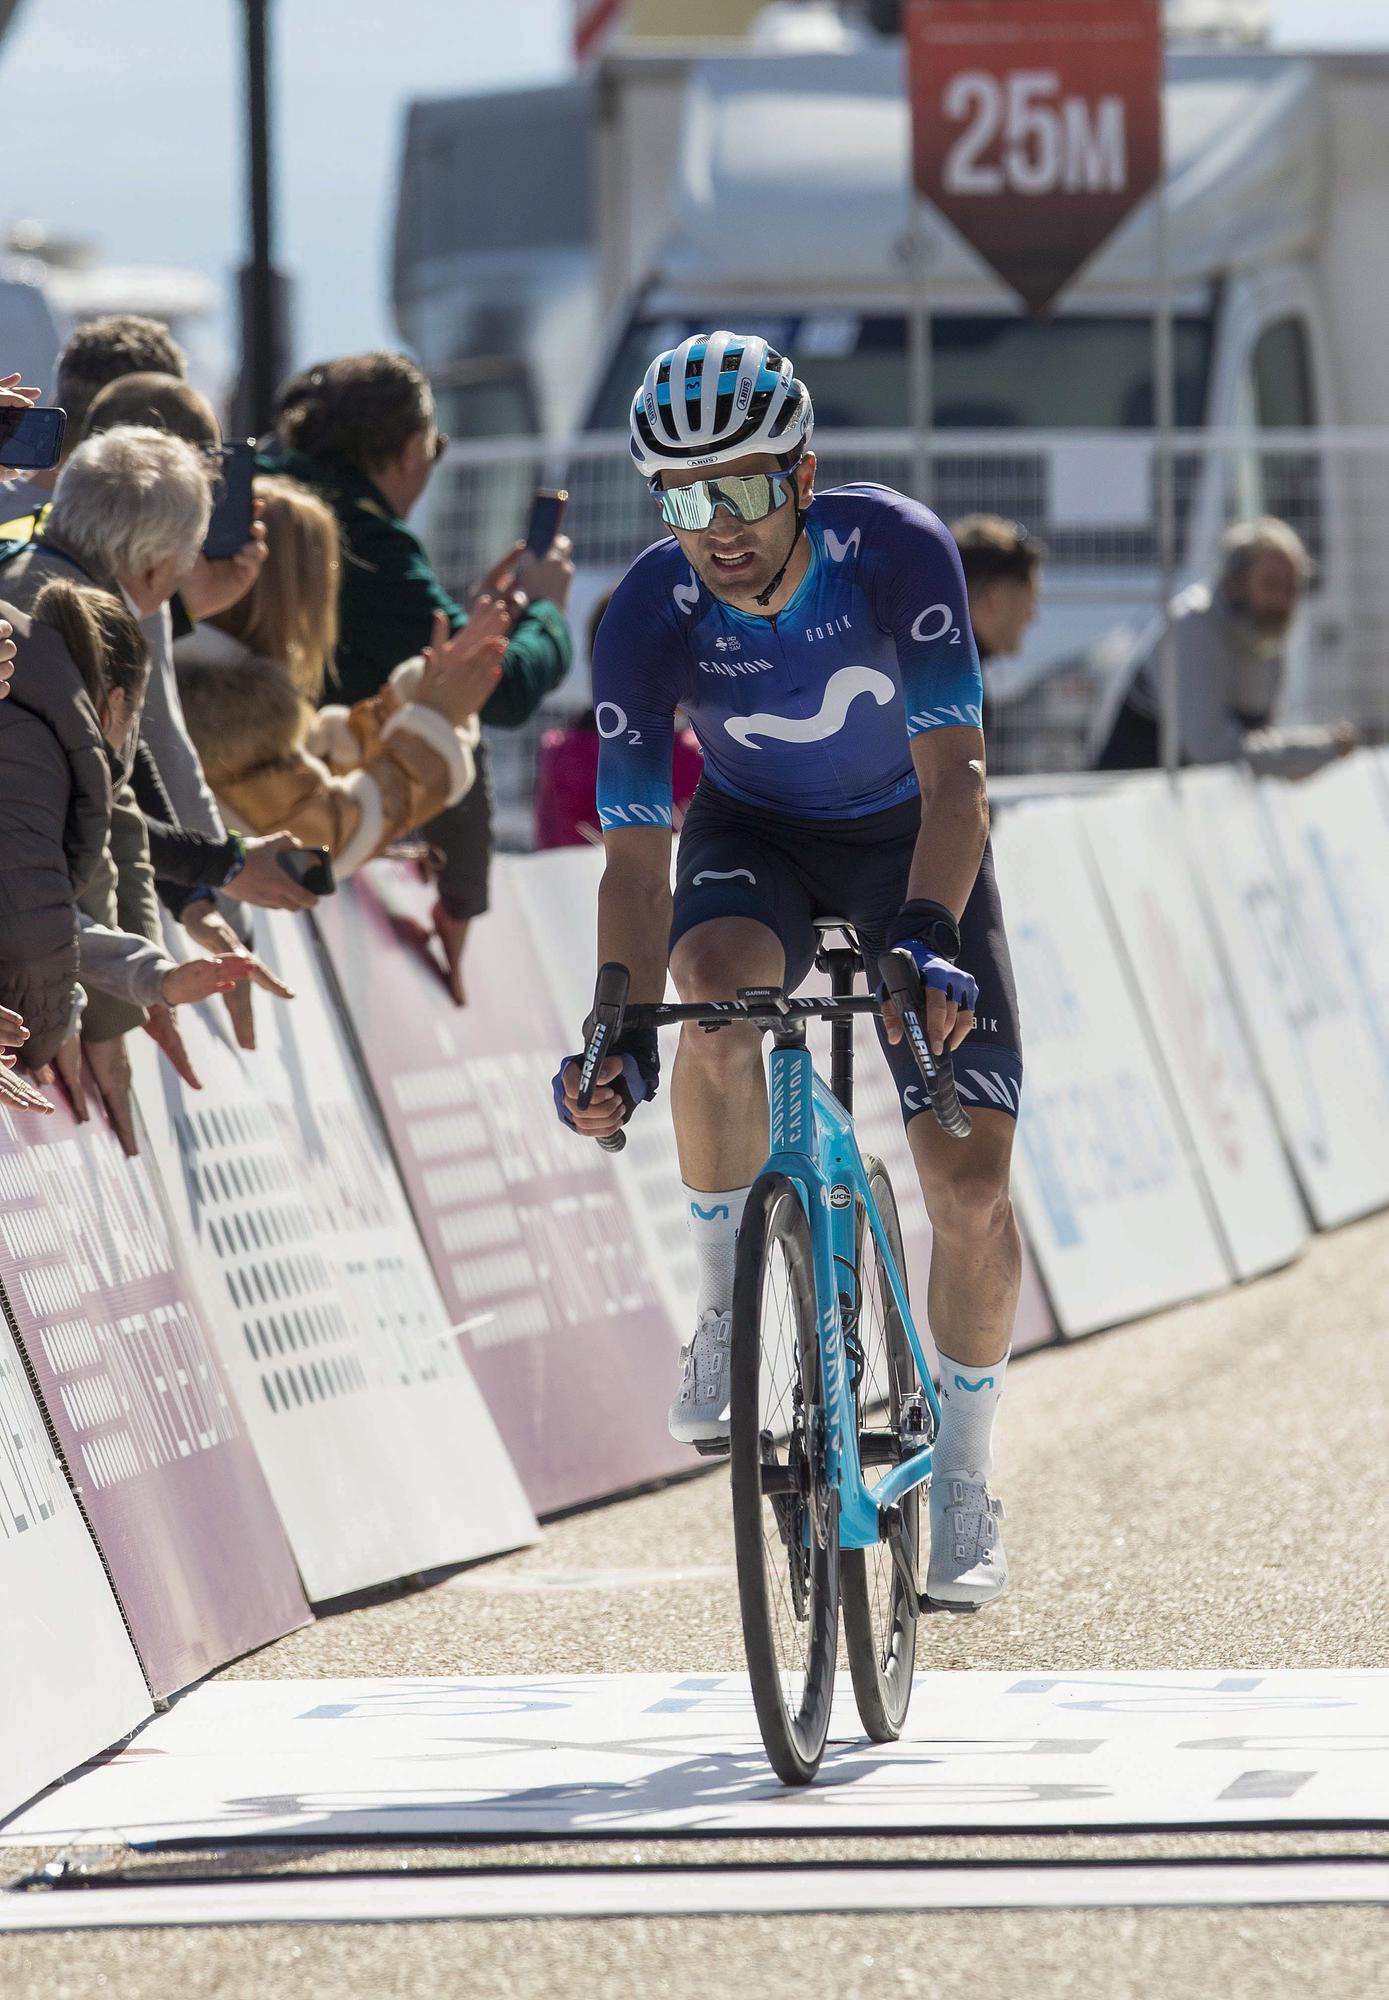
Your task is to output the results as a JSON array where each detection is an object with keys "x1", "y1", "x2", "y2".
[{"x1": 3, "y1": 1210, "x2": 1387, "y2": 1996}]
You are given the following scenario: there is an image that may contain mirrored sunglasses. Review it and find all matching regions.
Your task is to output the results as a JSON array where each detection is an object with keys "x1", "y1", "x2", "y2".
[{"x1": 653, "y1": 467, "x2": 797, "y2": 532}]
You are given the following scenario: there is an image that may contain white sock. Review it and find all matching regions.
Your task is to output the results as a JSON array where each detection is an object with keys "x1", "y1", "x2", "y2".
[
  {"x1": 684, "y1": 1184, "x2": 752, "y2": 1322},
  {"x1": 933, "y1": 1348, "x2": 1009, "y2": 1480}
]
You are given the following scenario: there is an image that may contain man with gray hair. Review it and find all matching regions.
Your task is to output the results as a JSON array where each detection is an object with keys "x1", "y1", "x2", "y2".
[{"x1": 1093, "y1": 515, "x2": 1357, "y2": 775}]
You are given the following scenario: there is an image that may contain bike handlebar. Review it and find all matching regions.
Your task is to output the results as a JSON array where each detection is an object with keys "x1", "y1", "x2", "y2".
[{"x1": 575, "y1": 952, "x2": 971, "y2": 1144}]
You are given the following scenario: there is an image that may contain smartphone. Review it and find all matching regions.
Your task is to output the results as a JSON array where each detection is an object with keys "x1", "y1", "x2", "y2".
[
  {"x1": 524, "y1": 487, "x2": 568, "y2": 557},
  {"x1": 275, "y1": 846, "x2": 336, "y2": 897},
  {"x1": 203, "y1": 438, "x2": 256, "y2": 560},
  {"x1": 0, "y1": 405, "x2": 66, "y2": 471}
]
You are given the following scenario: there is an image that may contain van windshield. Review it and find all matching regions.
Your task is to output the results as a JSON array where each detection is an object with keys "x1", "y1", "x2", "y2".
[{"x1": 585, "y1": 312, "x2": 1213, "y2": 433}]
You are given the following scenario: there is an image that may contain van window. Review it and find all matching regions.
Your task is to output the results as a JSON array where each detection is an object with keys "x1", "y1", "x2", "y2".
[
  {"x1": 1249, "y1": 318, "x2": 1316, "y2": 429},
  {"x1": 1237, "y1": 317, "x2": 1322, "y2": 570},
  {"x1": 586, "y1": 313, "x2": 1214, "y2": 433}
]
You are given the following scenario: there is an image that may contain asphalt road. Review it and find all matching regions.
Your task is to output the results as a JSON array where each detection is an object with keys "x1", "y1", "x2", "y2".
[{"x1": 4, "y1": 1209, "x2": 1388, "y2": 1997}]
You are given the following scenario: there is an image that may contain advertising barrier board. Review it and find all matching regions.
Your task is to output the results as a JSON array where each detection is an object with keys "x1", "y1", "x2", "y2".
[
  {"x1": 0, "y1": 1088, "x2": 310, "y2": 1696},
  {"x1": 1179, "y1": 765, "x2": 1389, "y2": 1229},
  {"x1": 315, "y1": 862, "x2": 691, "y2": 1515},
  {"x1": 992, "y1": 799, "x2": 1230, "y2": 1334},
  {"x1": 1265, "y1": 756, "x2": 1389, "y2": 1129},
  {"x1": 1080, "y1": 778, "x2": 1306, "y2": 1281},
  {"x1": 129, "y1": 908, "x2": 536, "y2": 1599},
  {"x1": 0, "y1": 1277, "x2": 150, "y2": 1821}
]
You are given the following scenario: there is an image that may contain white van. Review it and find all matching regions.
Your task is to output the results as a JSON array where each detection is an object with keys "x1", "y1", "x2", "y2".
[{"x1": 401, "y1": 43, "x2": 1389, "y2": 786}]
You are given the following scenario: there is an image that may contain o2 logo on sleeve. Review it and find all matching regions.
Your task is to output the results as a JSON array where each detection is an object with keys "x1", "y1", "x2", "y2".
[
  {"x1": 596, "y1": 701, "x2": 644, "y2": 748},
  {"x1": 911, "y1": 603, "x2": 963, "y2": 645}
]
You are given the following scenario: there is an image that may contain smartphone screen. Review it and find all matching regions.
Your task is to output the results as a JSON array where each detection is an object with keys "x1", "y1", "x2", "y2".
[
  {"x1": 203, "y1": 439, "x2": 256, "y2": 560},
  {"x1": 275, "y1": 846, "x2": 335, "y2": 896},
  {"x1": 524, "y1": 487, "x2": 568, "y2": 557},
  {"x1": 0, "y1": 406, "x2": 67, "y2": 471}
]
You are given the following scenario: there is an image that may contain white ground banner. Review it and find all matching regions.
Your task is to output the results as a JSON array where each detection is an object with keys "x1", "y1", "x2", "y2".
[
  {"x1": 991, "y1": 800, "x2": 1229, "y2": 1334},
  {"x1": 0, "y1": 1305, "x2": 150, "y2": 1820},
  {"x1": 1179, "y1": 765, "x2": 1389, "y2": 1228},
  {"x1": 5, "y1": 1672, "x2": 1386, "y2": 1843},
  {"x1": 1080, "y1": 777, "x2": 1306, "y2": 1280},
  {"x1": 129, "y1": 910, "x2": 536, "y2": 1601}
]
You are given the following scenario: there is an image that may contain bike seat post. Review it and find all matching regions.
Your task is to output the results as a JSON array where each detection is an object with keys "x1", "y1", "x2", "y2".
[{"x1": 821, "y1": 945, "x2": 860, "y2": 1115}]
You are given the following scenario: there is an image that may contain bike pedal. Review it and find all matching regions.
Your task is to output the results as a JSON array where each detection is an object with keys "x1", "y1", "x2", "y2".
[
  {"x1": 918, "y1": 1594, "x2": 979, "y2": 1615},
  {"x1": 692, "y1": 1438, "x2": 730, "y2": 1459}
]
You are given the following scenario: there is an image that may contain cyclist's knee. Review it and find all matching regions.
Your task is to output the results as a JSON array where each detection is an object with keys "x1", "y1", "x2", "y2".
[
  {"x1": 670, "y1": 917, "x2": 782, "y2": 1002},
  {"x1": 920, "y1": 1155, "x2": 1014, "y2": 1244}
]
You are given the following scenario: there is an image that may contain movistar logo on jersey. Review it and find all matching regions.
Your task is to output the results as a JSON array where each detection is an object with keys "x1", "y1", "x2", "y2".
[{"x1": 724, "y1": 664, "x2": 895, "y2": 750}]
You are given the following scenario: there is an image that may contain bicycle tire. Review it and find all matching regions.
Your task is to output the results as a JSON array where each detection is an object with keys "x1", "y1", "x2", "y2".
[
  {"x1": 730, "y1": 1171, "x2": 840, "y2": 1786},
  {"x1": 841, "y1": 1156, "x2": 924, "y2": 1741}
]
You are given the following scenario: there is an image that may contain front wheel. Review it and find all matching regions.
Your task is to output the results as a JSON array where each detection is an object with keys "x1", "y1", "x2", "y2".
[
  {"x1": 841, "y1": 1156, "x2": 923, "y2": 1741},
  {"x1": 730, "y1": 1172, "x2": 839, "y2": 1786}
]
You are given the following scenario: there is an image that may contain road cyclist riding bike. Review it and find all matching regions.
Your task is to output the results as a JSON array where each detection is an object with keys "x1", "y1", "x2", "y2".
[{"x1": 553, "y1": 330, "x2": 1025, "y2": 1617}]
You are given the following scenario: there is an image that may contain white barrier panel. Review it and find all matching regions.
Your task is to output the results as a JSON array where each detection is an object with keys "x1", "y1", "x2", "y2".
[
  {"x1": 0, "y1": 1298, "x2": 150, "y2": 1821},
  {"x1": 1264, "y1": 755, "x2": 1389, "y2": 1124},
  {"x1": 1179, "y1": 765, "x2": 1389, "y2": 1229},
  {"x1": 129, "y1": 909, "x2": 536, "y2": 1602},
  {"x1": 1080, "y1": 778, "x2": 1306, "y2": 1281},
  {"x1": 507, "y1": 848, "x2": 696, "y2": 1339},
  {"x1": 992, "y1": 800, "x2": 1229, "y2": 1335}
]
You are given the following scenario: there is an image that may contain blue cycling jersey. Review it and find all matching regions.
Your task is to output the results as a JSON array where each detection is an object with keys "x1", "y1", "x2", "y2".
[{"x1": 592, "y1": 483, "x2": 982, "y2": 829}]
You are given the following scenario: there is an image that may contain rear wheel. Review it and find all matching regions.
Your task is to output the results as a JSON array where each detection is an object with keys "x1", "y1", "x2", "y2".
[
  {"x1": 841, "y1": 1156, "x2": 924, "y2": 1741},
  {"x1": 730, "y1": 1172, "x2": 839, "y2": 1786}
]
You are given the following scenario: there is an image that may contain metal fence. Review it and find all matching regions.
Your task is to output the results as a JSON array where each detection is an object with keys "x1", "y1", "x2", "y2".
[{"x1": 426, "y1": 429, "x2": 1389, "y2": 843}]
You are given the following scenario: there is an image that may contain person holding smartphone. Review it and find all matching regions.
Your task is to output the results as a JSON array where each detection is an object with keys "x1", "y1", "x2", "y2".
[{"x1": 261, "y1": 351, "x2": 575, "y2": 1004}]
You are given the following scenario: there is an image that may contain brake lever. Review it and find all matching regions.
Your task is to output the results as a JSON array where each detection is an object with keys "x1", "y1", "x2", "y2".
[
  {"x1": 577, "y1": 961, "x2": 630, "y2": 1154},
  {"x1": 877, "y1": 948, "x2": 972, "y2": 1140}
]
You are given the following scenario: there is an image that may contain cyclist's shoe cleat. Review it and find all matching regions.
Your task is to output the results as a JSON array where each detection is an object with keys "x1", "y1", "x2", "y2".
[
  {"x1": 669, "y1": 1309, "x2": 732, "y2": 1445},
  {"x1": 925, "y1": 1472, "x2": 1008, "y2": 1609}
]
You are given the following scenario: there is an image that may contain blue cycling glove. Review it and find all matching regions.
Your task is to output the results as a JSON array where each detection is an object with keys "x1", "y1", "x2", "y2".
[
  {"x1": 885, "y1": 900, "x2": 979, "y2": 1014},
  {"x1": 552, "y1": 1027, "x2": 660, "y2": 1132}
]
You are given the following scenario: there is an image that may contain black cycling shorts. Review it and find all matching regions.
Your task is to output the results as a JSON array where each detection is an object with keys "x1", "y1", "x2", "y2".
[{"x1": 670, "y1": 782, "x2": 1023, "y2": 1125}]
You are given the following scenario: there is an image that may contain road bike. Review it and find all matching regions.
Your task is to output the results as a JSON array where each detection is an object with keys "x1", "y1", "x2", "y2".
[{"x1": 577, "y1": 921, "x2": 970, "y2": 1784}]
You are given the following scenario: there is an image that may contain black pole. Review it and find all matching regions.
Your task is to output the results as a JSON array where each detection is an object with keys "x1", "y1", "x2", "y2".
[{"x1": 244, "y1": 0, "x2": 276, "y2": 435}]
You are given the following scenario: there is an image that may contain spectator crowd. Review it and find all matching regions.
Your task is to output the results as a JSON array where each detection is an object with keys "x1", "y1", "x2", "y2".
[{"x1": 0, "y1": 317, "x2": 574, "y2": 1139}]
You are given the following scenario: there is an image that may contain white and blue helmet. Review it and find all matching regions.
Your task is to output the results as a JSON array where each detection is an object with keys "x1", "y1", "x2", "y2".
[{"x1": 629, "y1": 330, "x2": 814, "y2": 480}]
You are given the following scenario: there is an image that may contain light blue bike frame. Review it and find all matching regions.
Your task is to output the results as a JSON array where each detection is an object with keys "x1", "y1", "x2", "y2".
[{"x1": 761, "y1": 1039, "x2": 941, "y2": 1553}]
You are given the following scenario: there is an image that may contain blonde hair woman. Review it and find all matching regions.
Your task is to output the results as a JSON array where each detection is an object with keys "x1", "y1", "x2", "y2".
[{"x1": 174, "y1": 474, "x2": 506, "y2": 873}]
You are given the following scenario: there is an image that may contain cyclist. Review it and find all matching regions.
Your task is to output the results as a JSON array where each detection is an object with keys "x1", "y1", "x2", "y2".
[{"x1": 554, "y1": 332, "x2": 1023, "y2": 1609}]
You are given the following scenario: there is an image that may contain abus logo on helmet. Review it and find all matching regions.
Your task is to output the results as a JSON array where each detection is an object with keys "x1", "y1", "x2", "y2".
[
  {"x1": 736, "y1": 377, "x2": 753, "y2": 411},
  {"x1": 644, "y1": 389, "x2": 658, "y2": 423}
]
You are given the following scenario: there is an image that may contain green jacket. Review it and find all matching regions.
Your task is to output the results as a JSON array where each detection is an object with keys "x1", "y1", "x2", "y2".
[{"x1": 258, "y1": 446, "x2": 572, "y2": 722}]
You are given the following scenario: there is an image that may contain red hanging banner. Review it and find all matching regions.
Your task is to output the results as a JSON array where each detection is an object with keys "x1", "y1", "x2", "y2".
[{"x1": 907, "y1": 0, "x2": 1164, "y2": 313}]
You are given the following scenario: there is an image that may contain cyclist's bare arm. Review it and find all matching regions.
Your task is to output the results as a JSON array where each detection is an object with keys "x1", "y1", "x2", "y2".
[
  {"x1": 597, "y1": 825, "x2": 674, "y2": 1004},
  {"x1": 905, "y1": 725, "x2": 988, "y2": 917},
  {"x1": 562, "y1": 826, "x2": 672, "y2": 1138}
]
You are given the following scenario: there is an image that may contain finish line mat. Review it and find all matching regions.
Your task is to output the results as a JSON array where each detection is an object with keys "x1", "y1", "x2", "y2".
[{"x1": 4, "y1": 1673, "x2": 1388, "y2": 1846}]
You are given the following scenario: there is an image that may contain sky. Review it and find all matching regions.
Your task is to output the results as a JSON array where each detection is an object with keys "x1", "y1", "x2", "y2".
[{"x1": 0, "y1": 0, "x2": 1383, "y2": 390}]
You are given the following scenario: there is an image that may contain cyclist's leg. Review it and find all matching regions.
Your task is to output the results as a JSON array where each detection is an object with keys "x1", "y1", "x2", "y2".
[
  {"x1": 664, "y1": 797, "x2": 817, "y2": 1442},
  {"x1": 667, "y1": 791, "x2": 818, "y2": 1192},
  {"x1": 859, "y1": 839, "x2": 1023, "y2": 1359}
]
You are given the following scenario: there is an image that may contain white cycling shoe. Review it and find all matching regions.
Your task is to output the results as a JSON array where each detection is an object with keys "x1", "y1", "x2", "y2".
[
  {"x1": 926, "y1": 1471, "x2": 1008, "y2": 1609},
  {"x1": 668, "y1": 1309, "x2": 732, "y2": 1446}
]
